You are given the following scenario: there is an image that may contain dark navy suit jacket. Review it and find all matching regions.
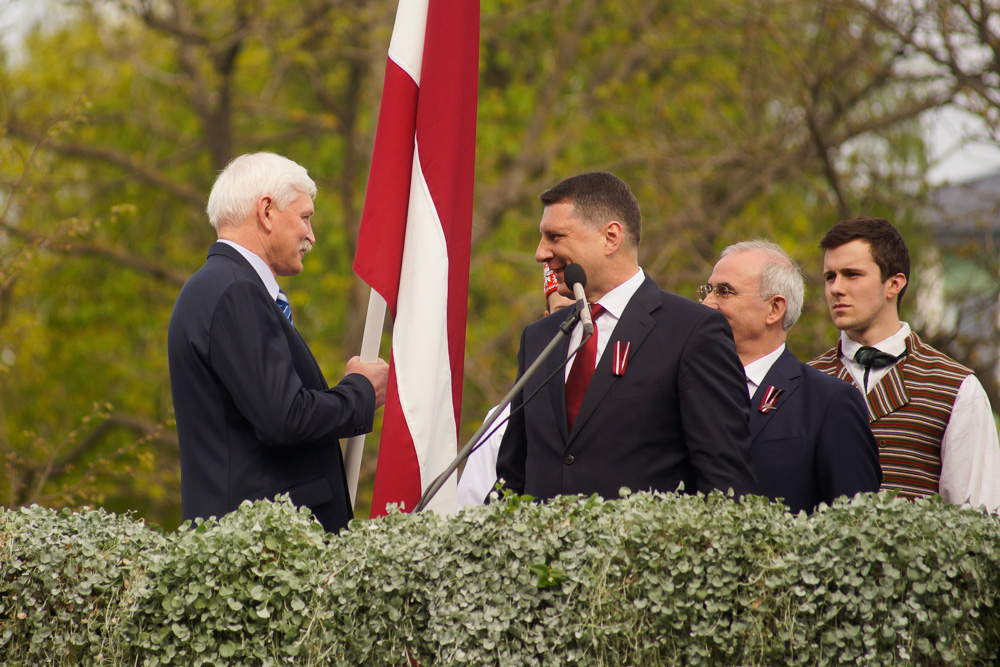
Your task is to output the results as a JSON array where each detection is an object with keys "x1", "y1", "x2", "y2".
[
  {"x1": 749, "y1": 347, "x2": 881, "y2": 514},
  {"x1": 496, "y1": 275, "x2": 758, "y2": 501},
  {"x1": 168, "y1": 243, "x2": 375, "y2": 532}
]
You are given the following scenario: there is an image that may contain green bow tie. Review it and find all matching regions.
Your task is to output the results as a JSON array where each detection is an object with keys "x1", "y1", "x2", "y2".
[{"x1": 854, "y1": 346, "x2": 905, "y2": 390}]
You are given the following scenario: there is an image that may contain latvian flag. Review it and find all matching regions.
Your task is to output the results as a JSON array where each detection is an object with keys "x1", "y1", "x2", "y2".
[{"x1": 353, "y1": 0, "x2": 479, "y2": 517}]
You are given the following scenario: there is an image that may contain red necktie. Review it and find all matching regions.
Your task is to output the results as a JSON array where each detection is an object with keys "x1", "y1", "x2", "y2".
[{"x1": 565, "y1": 303, "x2": 604, "y2": 429}]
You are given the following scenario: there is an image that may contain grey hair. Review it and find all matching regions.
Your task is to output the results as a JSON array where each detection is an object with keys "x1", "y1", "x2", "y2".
[
  {"x1": 206, "y1": 152, "x2": 317, "y2": 230},
  {"x1": 721, "y1": 239, "x2": 804, "y2": 331}
]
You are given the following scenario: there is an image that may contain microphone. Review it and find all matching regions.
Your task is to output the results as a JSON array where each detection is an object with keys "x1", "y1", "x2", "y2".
[{"x1": 563, "y1": 263, "x2": 593, "y2": 335}]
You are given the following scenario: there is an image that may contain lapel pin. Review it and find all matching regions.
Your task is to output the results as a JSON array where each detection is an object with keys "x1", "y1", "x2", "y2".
[
  {"x1": 758, "y1": 385, "x2": 785, "y2": 413},
  {"x1": 613, "y1": 340, "x2": 630, "y2": 376}
]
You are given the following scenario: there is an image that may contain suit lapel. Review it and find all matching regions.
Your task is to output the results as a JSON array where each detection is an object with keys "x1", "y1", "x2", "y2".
[
  {"x1": 829, "y1": 341, "x2": 909, "y2": 421},
  {"x1": 863, "y1": 363, "x2": 909, "y2": 421},
  {"x1": 567, "y1": 276, "x2": 658, "y2": 446},
  {"x1": 209, "y1": 242, "x2": 327, "y2": 384},
  {"x1": 748, "y1": 348, "x2": 801, "y2": 439},
  {"x1": 543, "y1": 310, "x2": 575, "y2": 443}
]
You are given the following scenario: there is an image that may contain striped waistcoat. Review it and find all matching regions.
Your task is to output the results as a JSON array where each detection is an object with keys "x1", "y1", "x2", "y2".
[{"x1": 809, "y1": 332, "x2": 971, "y2": 500}]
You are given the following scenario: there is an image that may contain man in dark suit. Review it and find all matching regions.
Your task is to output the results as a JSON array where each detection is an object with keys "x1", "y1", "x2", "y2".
[
  {"x1": 495, "y1": 172, "x2": 757, "y2": 501},
  {"x1": 700, "y1": 240, "x2": 880, "y2": 513},
  {"x1": 168, "y1": 152, "x2": 389, "y2": 532}
]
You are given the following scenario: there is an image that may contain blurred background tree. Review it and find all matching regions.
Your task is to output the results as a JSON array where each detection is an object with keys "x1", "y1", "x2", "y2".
[
  {"x1": 850, "y1": 0, "x2": 1000, "y2": 442},
  {"x1": 1, "y1": 0, "x2": 993, "y2": 528}
]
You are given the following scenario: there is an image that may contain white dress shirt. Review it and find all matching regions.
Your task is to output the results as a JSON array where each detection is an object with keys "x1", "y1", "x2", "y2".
[
  {"x1": 565, "y1": 268, "x2": 645, "y2": 380},
  {"x1": 218, "y1": 239, "x2": 281, "y2": 301},
  {"x1": 744, "y1": 344, "x2": 786, "y2": 400},
  {"x1": 456, "y1": 404, "x2": 508, "y2": 509},
  {"x1": 839, "y1": 323, "x2": 1000, "y2": 512}
]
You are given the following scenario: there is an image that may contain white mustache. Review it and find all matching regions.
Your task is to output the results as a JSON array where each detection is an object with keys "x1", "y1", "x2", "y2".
[{"x1": 300, "y1": 240, "x2": 313, "y2": 253}]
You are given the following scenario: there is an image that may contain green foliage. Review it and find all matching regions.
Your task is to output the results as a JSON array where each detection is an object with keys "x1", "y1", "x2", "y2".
[
  {"x1": 0, "y1": 504, "x2": 167, "y2": 665},
  {"x1": 124, "y1": 498, "x2": 330, "y2": 665},
  {"x1": 2, "y1": 492, "x2": 999, "y2": 666}
]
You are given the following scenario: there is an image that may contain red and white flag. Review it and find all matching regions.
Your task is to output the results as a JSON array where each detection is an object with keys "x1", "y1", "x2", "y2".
[{"x1": 353, "y1": 0, "x2": 479, "y2": 517}]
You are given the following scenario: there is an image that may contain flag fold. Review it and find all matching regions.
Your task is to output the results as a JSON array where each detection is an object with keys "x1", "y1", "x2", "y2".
[{"x1": 354, "y1": 0, "x2": 479, "y2": 517}]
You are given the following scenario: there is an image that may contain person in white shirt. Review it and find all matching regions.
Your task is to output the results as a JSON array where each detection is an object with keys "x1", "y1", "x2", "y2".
[
  {"x1": 457, "y1": 264, "x2": 573, "y2": 508},
  {"x1": 810, "y1": 216, "x2": 1000, "y2": 512},
  {"x1": 701, "y1": 240, "x2": 880, "y2": 513}
]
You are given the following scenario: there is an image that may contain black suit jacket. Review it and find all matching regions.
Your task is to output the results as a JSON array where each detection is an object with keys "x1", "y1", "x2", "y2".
[
  {"x1": 749, "y1": 347, "x2": 881, "y2": 514},
  {"x1": 496, "y1": 275, "x2": 757, "y2": 501},
  {"x1": 168, "y1": 243, "x2": 375, "y2": 532}
]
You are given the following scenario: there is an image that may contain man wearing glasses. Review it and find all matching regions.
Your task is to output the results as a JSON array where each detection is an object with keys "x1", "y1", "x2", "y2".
[{"x1": 701, "y1": 240, "x2": 881, "y2": 513}]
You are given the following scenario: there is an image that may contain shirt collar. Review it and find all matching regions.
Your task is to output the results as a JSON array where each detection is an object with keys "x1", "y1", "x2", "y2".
[
  {"x1": 840, "y1": 321, "x2": 910, "y2": 360},
  {"x1": 218, "y1": 239, "x2": 281, "y2": 300},
  {"x1": 594, "y1": 268, "x2": 644, "y2": 320},
  {"x1": 744, "y1": 343, "x2": 786, "y2": 389}
]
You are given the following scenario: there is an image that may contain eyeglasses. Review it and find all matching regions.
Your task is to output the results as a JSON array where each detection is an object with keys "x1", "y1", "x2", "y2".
[{"x1": 697, "y1": 284, "x2": 765, "y2": 301}]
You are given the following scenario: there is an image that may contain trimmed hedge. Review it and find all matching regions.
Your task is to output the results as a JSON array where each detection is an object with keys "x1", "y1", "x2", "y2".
[{"x1": 1, "y1": 491, "x2": 999, "y2": 666}]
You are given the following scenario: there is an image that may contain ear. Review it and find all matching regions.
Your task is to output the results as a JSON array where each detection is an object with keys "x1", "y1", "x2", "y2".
[
  {"x1": 603, "y1": 220, "x2": 624, "y2": 255},
  {"x1": 885, "y1": 273, "x2": 907, "y2": 301},
  {"x1": 765, "y1": 295, "x2": 787, "y2": 328},
  {"x1": 256, "y1": 196, "x2": 274, "y2": 232}
]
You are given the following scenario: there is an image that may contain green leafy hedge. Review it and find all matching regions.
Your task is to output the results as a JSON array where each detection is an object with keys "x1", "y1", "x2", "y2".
[{"x1": 2, "y1": 491, "x2": 999, "y2": 666}]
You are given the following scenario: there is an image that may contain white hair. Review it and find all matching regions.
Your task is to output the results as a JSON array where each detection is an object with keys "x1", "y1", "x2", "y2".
[
  {"x1": 206, "y1": 152, "x2": 317, "y2": 230},
  {"x1": 721, "y1": 239, "x2": 804, "y2": 331}
]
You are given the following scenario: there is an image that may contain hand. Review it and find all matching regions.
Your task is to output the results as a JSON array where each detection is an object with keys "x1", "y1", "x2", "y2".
[{"x1": 346, "y1": 356, "x2": 389, "y2": 409}]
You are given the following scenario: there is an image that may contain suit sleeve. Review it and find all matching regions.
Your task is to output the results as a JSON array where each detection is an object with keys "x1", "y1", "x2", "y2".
[
  {"x1": 815, "y1": 382, "x2": 882, "y2": 503},
  {"x1": 209, "y1": 280, "x2": 375, "y2": 446},
  {"x1": 676, "y1": 308, "x2": 758, "y2": 497},
  {"x1": 495, "y1": 329, "x2": 528, "y2": 496}
]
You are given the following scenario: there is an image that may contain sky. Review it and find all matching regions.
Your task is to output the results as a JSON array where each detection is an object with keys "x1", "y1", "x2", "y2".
[
  {"x1": 926, "y1": 106, "x2": 1000, "y2": 186},
  {"x1": 0, "y1": 0, "x2": 44, "y2": 60}
]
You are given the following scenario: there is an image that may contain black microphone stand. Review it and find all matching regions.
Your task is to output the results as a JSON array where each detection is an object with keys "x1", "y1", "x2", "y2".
[{"x1": 413, "y1": 306, "x2": 584, "y2": 513}]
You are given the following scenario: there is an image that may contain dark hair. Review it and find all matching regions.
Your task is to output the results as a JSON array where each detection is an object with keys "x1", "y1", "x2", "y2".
[
  {"x1": 819, "y1": 217, "x2": 909, "y2": 310},
  {"x1": 539, "y1": 172, "x2": 642, "y2": 248}
]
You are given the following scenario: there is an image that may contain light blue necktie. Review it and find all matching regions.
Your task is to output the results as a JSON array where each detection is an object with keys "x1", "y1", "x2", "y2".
[{"x1": 275, "y1": 289, "x2": 293, "y2": 326}]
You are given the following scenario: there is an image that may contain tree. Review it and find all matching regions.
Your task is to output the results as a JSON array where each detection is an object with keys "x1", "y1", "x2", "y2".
[
  {"x1": 0, "y1": 0, "x2": 947, "y2": 527},
  {"x1": 467, "y1": 0, "x2": 946, "y2": 404},
  {"x1": 850, "y1": 0, "x2": 1000, "y2": 408},
  {"x1": 1, "y1": 0, "x2": 395, "y2": 522},
  {"x1": 0, "y1": 114, "x2": 179, "y2": 518}
]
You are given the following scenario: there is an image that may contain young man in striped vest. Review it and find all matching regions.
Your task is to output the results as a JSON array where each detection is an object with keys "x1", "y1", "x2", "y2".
[{"x1": 809, "y1": 217, "x2": 1000, "y2": 512}]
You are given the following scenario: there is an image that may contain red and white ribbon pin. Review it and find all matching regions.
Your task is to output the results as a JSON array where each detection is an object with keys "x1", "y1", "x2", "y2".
[
  {"x1": 758, "y1": 385, "x2": 785, "y2": 413},
  {"x1": 612, "y1": 340, "x2": 631, "y2": 376}
]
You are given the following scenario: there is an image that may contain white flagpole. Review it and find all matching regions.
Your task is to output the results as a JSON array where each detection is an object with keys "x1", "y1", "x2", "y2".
[{"x1": 344, "y1": 287, "x2": 387, "y2": 508}]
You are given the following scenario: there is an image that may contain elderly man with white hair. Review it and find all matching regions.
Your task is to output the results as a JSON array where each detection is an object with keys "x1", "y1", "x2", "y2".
[
  {"x1": 700, "y1": 240, "x2": 881, "y2": 513},
  {"x1": 168, "y1": 152, "x2": 388, "y2": 532}
]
